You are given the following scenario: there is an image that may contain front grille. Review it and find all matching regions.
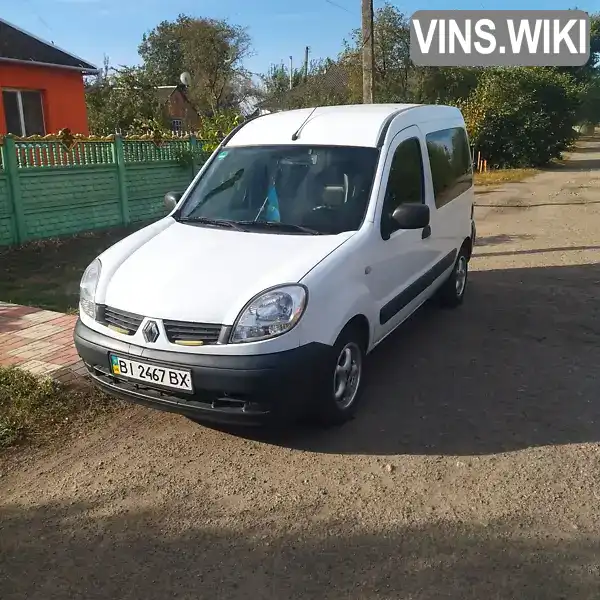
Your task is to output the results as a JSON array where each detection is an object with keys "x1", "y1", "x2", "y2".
[
  {"x1": 98, "y1": 305, "x2": 144, "y2": 336},
  {"x1": 163, "y1": 319, "x2": 222, "y2": 345}
]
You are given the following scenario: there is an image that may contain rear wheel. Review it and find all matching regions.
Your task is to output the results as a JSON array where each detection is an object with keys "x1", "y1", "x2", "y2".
[
  {"x1": 438, "y1": 246, "x2": 469, "y2": 308},
  {"x1": 314, "y1": 326, "x2": 366, "y2": 426}
]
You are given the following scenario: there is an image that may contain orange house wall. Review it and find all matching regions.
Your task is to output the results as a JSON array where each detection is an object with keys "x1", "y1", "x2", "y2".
[{"x1": 0, "y1": 62, "x2": 89, "y2": 135}]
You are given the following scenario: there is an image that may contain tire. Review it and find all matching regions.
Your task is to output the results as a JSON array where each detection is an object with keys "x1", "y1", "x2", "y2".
[
  {"x1": 438, "y1": 246, "x2": 469, "y2": 308},
  {"x1": 313, "y1": 326, "x2": 366, "y2": 427}
]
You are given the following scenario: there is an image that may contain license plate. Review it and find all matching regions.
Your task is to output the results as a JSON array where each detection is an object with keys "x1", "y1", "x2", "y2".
[{"x1": 109, "y1": 354, "x2": 193, "y2": 392}]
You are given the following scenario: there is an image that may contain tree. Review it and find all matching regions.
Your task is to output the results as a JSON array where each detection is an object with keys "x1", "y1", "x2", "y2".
[
  {"x1": 138, "y1": 18, "x2": 184, "y2": 85},
  {"x1": 552, "y1": 12, "x2": 600, "y2": 85},
  {"x1": 411, "y1": 67, "x2": 481, "y2": 104},
  {"x1": 258, "y1": 58, "x2": 350, "y2": 111},
  {"x1": 138, "y1": 14, "x2": 253, "y2": 114},
  {"x1": 260, "y1": 63, "x2": 305, "y2": 99},
  {"x1": 576, "y1": 75, "x2": 600, "y2": 127},
  {"x1": 86, "y1": 65, "x2": 167, "y2": 135},
  {"x1": 341, "y1": 2, "x2": 481, "y2": 105},
  {"x1": 461, "y1": 68, "x2": 581, "y2": 168},
  {"x1": 568, "y1": 13, "x2": 600, "y2": 126},
  {"x1": 343, "y1": 3, "x2": 413, "y2": 102}
]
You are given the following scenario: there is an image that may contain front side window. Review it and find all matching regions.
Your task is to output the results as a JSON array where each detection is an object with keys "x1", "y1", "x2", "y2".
[
  {"x1": 426, "y1": 127, "x2": 472, "y2": 209},
  {"x1": 2, "y1": 90, "x2": 45, "y2": 136},
  {"x1": 177, "y1": 145, "x2": 380, "y2": 235},
  {"x1": 380, "y1": 137, "x2": 424, "y2": 236}
]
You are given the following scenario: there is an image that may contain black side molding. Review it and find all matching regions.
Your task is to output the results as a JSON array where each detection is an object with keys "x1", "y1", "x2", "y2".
[{"x1": 379, "y1": 249, "x2": 457, "y2": 325}]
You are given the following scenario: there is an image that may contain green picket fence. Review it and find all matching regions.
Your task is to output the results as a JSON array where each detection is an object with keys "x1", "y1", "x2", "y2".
[{"x1": 0, "y1": 136, "x2": 204, "y2": 247}]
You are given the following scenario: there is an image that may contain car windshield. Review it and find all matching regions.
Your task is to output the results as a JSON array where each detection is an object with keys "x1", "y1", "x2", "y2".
[{"x1": 177, "y1": 145, "x2": 380, "y2": 235}]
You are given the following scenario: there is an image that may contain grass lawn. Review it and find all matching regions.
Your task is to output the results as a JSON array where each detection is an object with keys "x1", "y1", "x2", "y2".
[
  {"x1": 474, "y1": 168, "x2": 541, "y2": 186},
  {"x1": 0, "y1": 223, "x2": 149, "y2": 314},
  {"x1": 0, "y1": 365, "x2": 121, "y2": 451}
]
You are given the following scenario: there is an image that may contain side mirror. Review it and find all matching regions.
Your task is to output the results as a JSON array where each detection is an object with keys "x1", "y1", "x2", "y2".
[
  {"x1": 391, "y1": 203, "x2": 430, "y2": 230},
  {"x1": 164, "y1": 191, "x2": 183, "y2": 211}
]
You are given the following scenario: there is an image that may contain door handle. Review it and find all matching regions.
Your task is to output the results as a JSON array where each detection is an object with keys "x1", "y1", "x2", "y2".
[{"x1": 422, "y1": 225, "x2": 431, "y2": 239}]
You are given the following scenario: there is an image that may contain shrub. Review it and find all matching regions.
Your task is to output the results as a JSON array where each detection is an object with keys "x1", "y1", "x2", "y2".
[
  {"x1": 576, "y1": 76, "x2": 600, "y2": 128},
  {"x1": 461, "y1": 68, "x2": 581, "y2": 168},
  {"x1": 195, "y1": 111, "x2": 242, "y2": 154}
]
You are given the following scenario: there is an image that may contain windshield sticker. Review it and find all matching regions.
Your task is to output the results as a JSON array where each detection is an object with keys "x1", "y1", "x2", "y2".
[{"x1": 217, "y1": 151, "x2": 228, "y2": 160}]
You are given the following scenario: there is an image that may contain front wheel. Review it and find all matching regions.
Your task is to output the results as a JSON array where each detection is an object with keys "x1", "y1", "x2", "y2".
[
  {"x1": 438, "y1": 247, "x2": 469, "y2": 308},
  {"x1": 313, "y1": 327, "x2": 365, "y2": 427}
]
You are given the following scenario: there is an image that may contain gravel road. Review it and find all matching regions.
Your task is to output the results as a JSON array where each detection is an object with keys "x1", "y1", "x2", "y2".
[{"x1": 2, "y1": 137, "x2": 600, "y2": 600}]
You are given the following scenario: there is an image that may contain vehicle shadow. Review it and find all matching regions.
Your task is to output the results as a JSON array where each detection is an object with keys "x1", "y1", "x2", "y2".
[
  {"x1": 474, "y1": 244, "x2": 600, "y2": 258},
  {"x1": 225, "y1": 262, "x2": 600, "y2": 456},
  {"x1": 476, "y1": 201, "x2": 600, "y2": 208},
  {"x1": 570, "y1": 144, "x2": 600, "y2": 154},
  {"x1": 545, "y1": 158, "x2": 600, "y2": 172},
  {"x1": 2, "y1": 499, "x2": 599, "y2": 600},
  {"x1": 474, "y1": 233, "x2": 535, "y2": 246}
]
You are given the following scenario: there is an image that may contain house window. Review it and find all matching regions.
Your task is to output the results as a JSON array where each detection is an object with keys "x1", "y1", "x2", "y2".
[
  {"x1": 171, "y1": 119, "x2": 183, "y2": 132},
  {"x1": 2, "y1": 90, "x2": 45, "y2": 136}
]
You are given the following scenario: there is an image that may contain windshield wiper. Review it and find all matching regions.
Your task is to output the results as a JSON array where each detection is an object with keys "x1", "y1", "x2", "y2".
[
  {"x1": 178, "y1": 217, "x2": 247, "y2": 231},
  {"x1": 201, "y1": 169, "x2": 244, "y2": 204},
  {"x1": 237, "y1": 220, "x2": 323, "y2": 235}
]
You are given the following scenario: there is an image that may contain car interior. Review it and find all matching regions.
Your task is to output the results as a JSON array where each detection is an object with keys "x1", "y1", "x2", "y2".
[{"x1": 190, "y1": 148, "x2": 375, "y2": 234}]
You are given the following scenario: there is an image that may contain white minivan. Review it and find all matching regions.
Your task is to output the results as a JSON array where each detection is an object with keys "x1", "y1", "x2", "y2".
[{"x1": 74, "y1": 103, "x2": 476, "y2": 427}]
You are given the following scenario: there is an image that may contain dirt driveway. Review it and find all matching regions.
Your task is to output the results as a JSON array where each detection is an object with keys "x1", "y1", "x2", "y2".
[{"x1": 2, "y1": 138, "x2": 600, "y2": 600}]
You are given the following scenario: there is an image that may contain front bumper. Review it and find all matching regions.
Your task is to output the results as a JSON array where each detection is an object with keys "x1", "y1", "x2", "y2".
[{"x1": 74, "y1": 319, "x2": 332, "y2": 426}]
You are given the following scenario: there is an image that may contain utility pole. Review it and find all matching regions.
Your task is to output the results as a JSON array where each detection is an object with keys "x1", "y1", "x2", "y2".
[
  {"x1": 289, "y1": 56, "x2": 293, "y2": 90},
  {"x1": 304, "y1": 46, "x2": 310, "y2": 81},
  {"x1": 361, "y1": 0, "x2": 374, "y2": 103}
]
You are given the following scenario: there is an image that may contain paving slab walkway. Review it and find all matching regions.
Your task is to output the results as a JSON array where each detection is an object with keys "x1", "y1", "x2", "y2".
[{"x1": 0, "y1": 302, "x2": 85, "y2": 383}]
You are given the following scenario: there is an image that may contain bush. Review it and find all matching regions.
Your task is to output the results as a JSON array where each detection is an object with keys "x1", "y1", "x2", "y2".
[
  {"x1": 461, "y1": 68, "x2": 581, "y2": 168},
  {"x1": 576, "y1": 76, "x2": 600, "y2": 129},
  {"x1": 195, "y1": 111, "x2": 242, "y2": 154},
  {"x1": 170, "y1": 111, "x2": 241, "y2": 169}
]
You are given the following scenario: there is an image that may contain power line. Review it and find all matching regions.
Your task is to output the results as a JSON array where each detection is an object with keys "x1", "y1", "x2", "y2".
[
  {"x1": 323, "y1": 0, "x2": 373, "y2": 49},
  {"x1": 21, "y1": 0, "x2": 55, "y2": 41},
  {"x1": 324, "y1": 0, "x2": 355, "y2": 15}
]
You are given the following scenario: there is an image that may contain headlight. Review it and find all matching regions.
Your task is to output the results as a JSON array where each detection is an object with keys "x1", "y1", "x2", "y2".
[
  {"x1": 79, "y1": 258, "x2": 101, "y2": 319},
  {"x1": 230, "y1": 285, "x2": 307, "y2": 343}
]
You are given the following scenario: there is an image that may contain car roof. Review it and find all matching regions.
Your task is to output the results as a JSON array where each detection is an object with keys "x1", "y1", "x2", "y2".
[{"x1": 226, "y1": 103, "x2": 463, "y2": 149}]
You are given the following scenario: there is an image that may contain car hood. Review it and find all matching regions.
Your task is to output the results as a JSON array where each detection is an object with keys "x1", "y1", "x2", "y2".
[{"x1": 98, "y1": 219, "x2": 353, "y2": 324}]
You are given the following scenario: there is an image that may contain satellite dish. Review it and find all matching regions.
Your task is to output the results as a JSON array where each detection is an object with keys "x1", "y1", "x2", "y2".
[{"x1": 180, "y1": 72, "x2": 192, "y2": 87}]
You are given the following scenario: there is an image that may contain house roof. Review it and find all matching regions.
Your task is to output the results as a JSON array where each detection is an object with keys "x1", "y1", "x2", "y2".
[
  {"x1": 156, "y1": 86, "x2": 179, "y2": 105},
  {"x1": 0, "y1": 18, "x2": 98, "y2": 73},
  {"x1": 156, "y1": 84, "x2": 200, "y2": 115}
]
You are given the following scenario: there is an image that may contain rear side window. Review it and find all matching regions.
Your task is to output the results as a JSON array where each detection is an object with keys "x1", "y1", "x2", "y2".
[{"x1": 426, "y1": 127, "x2": 472, "y2": 209}]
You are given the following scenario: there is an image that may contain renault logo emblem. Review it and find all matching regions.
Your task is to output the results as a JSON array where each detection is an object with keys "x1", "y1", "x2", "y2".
[{"x1": 143, "y1": 321, "x2": 160, "y2": 343}]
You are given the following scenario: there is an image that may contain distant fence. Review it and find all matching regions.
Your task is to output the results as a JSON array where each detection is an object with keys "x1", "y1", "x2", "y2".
[{"x1": 0, "y1": 133, "x2": 206, "y2": 247}]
